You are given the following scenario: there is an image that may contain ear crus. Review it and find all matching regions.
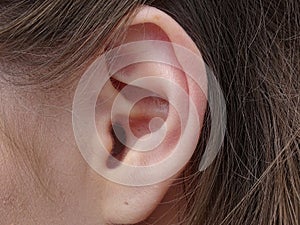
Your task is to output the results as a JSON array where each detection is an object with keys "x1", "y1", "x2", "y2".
[{"x1": 72, "y1": 6, "x2": 208, "y2": 224}]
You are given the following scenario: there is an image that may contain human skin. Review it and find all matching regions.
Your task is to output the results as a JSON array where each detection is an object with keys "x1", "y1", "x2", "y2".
[{"x1": 0, "y1": 6, "x2": 207, "y2": 225}]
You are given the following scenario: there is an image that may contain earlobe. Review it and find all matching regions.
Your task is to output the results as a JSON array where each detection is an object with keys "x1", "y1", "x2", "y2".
[{"x1": 75, "y1": 6, "x2": 208, "y2": 224}]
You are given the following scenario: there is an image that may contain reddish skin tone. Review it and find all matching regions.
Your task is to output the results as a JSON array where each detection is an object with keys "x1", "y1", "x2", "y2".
[{"x1": 0, "y1": 6, "x2": 207, "y2": 225}]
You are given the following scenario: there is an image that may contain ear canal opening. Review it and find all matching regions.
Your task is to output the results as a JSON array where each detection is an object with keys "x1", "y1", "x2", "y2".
[
  {"x1": 110, "y1": 76, "x2": 126, "y2": 92},
  {"x1": 106, "y1": 123, "x2": 127, "y2": 169}
]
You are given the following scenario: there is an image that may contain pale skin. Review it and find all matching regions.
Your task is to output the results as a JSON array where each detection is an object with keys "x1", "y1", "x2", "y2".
[{"x1": 0, "y1": 7, "x2": 207, "y2": 225}]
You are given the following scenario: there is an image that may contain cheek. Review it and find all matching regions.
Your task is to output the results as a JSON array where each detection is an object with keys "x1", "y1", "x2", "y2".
[
  {"x1": 0, "y1": 98, "x2": 109, "y2": 222},
  {"x1": 36, "y1": 112, "x2": 108, "y2": 216}
]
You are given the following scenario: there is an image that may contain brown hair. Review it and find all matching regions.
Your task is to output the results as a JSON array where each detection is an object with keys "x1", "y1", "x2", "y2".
[{"x1": 0, "y1": 0, "x2": 299, "y2": 224}]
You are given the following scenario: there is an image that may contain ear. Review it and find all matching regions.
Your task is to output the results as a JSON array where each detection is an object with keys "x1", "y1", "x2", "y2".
[{"x1": 74, "y1": 6, "x2": 207, "y2": 224}]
